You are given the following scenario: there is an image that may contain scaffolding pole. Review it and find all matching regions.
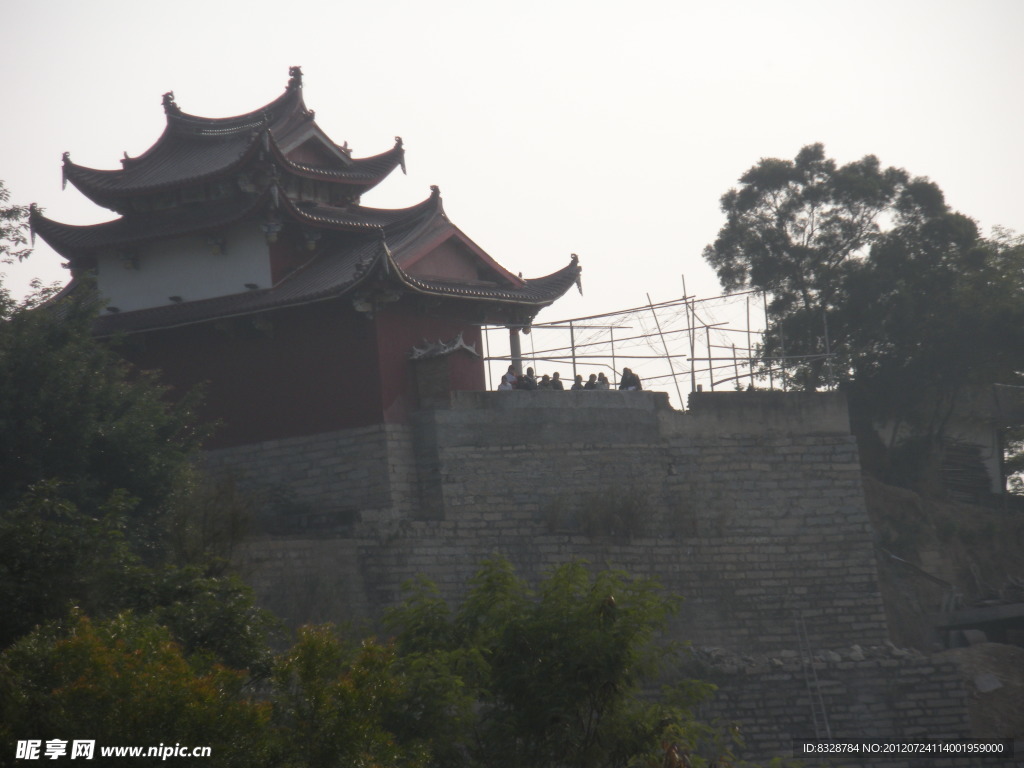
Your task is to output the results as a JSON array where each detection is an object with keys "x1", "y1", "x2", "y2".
[{"x1": 647, "y1": 293, "x2": 684, "y2": 407}]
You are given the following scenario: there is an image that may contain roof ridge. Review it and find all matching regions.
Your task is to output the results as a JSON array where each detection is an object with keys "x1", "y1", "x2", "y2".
[{"x1": 162, "y1": 67, "x2": 306, "y2": 136}]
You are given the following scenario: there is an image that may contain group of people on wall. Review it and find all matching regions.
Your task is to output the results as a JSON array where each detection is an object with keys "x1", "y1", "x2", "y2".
[{"x1": 497, "y1": 366, "x2": 642, "y2": 392}]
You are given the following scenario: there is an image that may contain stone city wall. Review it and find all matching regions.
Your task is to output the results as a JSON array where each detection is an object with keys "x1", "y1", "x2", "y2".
[
  {"x1": 206, "y1": 422, "x2": 418, "y2": 528},
  {"x1": 229, "y1": 391, "x2": 885, "y2": 653},
  {"x1": 223, "y1": 391, "x2": 975, "y2": 764}
]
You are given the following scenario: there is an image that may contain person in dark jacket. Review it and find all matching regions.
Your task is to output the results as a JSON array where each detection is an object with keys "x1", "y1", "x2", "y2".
[
  {"x1": 518, "y1": 366, "x2": 538, "y2": 391},
  {"x1": 619, "y1": 367, "x2": 642, "y2": 391}
]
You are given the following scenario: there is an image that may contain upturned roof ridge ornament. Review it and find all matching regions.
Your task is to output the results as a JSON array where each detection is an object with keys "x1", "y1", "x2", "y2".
[
  {"x1": 162, "y1": 91, "x2": 181, "y2": 116},
  {"x1": 396, "y1": 137, "x2": 406, "y2": 174},
  {"x1": 288, "y1": 66, "x2": 303, "y2": 90},
  {"x1": 410, "y1": 332, "x2": 480, "y2": 360},
  {"x1": 61, "y1": 152, "x2": 71, "y2": 190}
]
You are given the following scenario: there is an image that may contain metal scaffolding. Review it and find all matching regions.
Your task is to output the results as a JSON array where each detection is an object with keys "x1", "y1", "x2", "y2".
[{"x1": 483, "y1": 289, "x2": 779, "y2": 408}]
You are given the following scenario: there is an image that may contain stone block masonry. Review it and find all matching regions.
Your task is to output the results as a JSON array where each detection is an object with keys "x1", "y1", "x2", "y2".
[
  {"x1": 403, "y1": 390, "x2": 888, "y2": 653},
  {"x1": 227, "y1": 390, "x2": 976, "y2": 765},
  {"x1": 206, "y1": 423, "x2": 418, "y2": 529},
  {"x1": 696, "y1": 644, "x2": 978, "y2": 768}
]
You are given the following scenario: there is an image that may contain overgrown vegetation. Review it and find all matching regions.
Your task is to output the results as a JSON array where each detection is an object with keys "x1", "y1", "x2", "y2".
[
  {"x1": 384, "y1": 557, "x2": 719, "y2": 768},
  {"x1": 1, "y1": 558, "x2": 768, "y2": 767}
]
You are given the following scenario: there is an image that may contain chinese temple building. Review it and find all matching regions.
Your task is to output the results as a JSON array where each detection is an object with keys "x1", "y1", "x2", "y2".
[{"x1": 32, "y1": 67, "x2": 580, "y2": 448}]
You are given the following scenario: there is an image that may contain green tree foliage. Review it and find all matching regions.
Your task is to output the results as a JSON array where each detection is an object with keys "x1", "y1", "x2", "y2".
[
  {"x1": 702, "y1": 143, "x2": 948, "y2": 390},
  {"x1": 0, "y1": 475, "x2": 277, "y2": 671},
  {"x1": 703, "y1": 146, "x2": 1024, "y2": 486},
  {"x1": 0, "y1": 284, "x2": 205, "y2": 541},
  {"x1": 0, "y1": 612, "x2": 273, "y2": 768},
  {"x1": 1, "y1": 561, "x2": 748, "y2": 768},
  {"x1": 842, "y1": 223, "x2": 1024, "y2": 447},
  {"x1": 272, "y1": 626, "x2": 430, "y2": 768},
  {"x1": 0, "y1": 482, "x2": 142, "y2": 647},
  {"x1": 384, "y1": 557, "x2": 721, "y2": 768},
  {"x1": 143, "y1": 567, "x2": 277, "y2": 676},
  {"x1": 0, "y1": 180, "x2": 32, "y2": 264},
  {"x1": 0, "y1": 284, "x2": 277, "y2": 664}
]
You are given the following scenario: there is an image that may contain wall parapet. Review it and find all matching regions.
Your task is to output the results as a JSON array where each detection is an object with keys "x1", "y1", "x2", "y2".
[
  {"x1": 444, "y1": 388, "x2": 853, "y2": 439},
  {"x1": 685, "y1": 390, "x2": 853, "y2": 435}
]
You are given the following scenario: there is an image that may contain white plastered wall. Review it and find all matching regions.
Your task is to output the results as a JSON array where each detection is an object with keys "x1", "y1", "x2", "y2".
[{"x1": 96, "y1": 222, "x2": 272, "y2": 313}]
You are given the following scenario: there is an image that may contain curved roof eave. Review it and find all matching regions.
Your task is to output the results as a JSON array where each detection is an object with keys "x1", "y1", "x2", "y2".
[
  {"x1": 62, "y1": 133, "x2": 265, "y2": 208},
  {"x1": 384, "y1": 248, "x2": 581, "y2": 308},
  {"x1": 62, "y1": 129, "x2": 400, "y2": 210},
  {"x1": 29, "y1": 182, "x2": 445, "y2": 262},
  {"x1": 162, "y1": 76, "x2": 306, "y2": 140},
  {"x1": 271, "y1": 137, "x2": 405, "y2": 189},
  {"x1": 101, "y1": 75, "x2": 304, "y2": 178},
  {"x1": 278, "y1": 185, "x2": 440, "y2": 234},
  {"x1": 29, "y1": 188, "x2": 275, "y2": 261}
]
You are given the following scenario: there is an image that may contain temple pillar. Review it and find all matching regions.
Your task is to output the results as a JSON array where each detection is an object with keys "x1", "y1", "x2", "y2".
[{"x1": 509, "y1": 326, "x2": 523, "y2": 374}]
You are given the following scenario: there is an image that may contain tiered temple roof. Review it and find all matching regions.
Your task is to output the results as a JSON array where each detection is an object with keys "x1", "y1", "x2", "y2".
[
  {"x1": 58, "y1": 66, "x2": 404, "y2": 213},
  {"x1": 32, "y1": 67, "x2": 580, "y2": 333}
]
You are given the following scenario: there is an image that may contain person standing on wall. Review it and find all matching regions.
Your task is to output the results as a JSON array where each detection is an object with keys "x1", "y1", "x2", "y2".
[{"x1": 619, "y1": 367, "x2": 642, "y2": 391}]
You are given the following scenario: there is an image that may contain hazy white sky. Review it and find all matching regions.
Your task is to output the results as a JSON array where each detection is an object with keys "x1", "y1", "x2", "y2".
[{"x1": 3, "y1": 0, "x2": 1022, "y2": 325}]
